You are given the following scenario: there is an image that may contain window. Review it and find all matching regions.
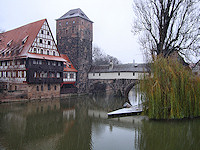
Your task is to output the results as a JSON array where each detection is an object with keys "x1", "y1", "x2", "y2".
[
  {"x1": 47, "y1": 50, "x2": 49, "y2": 55},
  {"x1": 37, "y1": 86, "x2": 39, "y2": 91},
  {"x1": 54, "y1": 85, "x2": 56, "y2": 90},
  {"x1": 70, "y1": 73, "x2": 74, "y2": 78},
  {"x1": 73, "y1": 20, "x2": 75, "y2": 24},
  {"x1": 133, "y1": 72, "x2": 135, "y2": 76},
  {"x1": 48, "y1": 41, "x2": 51, "y2": 45},
  {"x1": 41, "y1": 49, "x2": 43, "y2": 54},
  {"x1": 48, "y1": 84, "x2": 51, "y2": 90},
  {"x1": 93, "y1": 73, "x2": 95, "y2": 76},
  {"x1": 53, "y1": 51, "x2": 55, "y2": 56},
  {"x1": 47, "y1": 61, "x2": 51, "y2": 65},
  {"x1": 59, "y1": 22, "x2": 61, "y2": 26},
  {"x1": 66, "y1": 21, "x2": 68, "y2": 25},
  {"x1": 33, "y1": 48, "x2": 37, "y2": 53},
  {"x1": 58, "y1": 62, "x2": 61, "y2": 66},
  {"x1": 99, "y1": 73, "x2": 101, "y2": 76},
  {"x1": 57, "y1": 72, "x2": 60, "y2": 78},
  {"x1": 33, "y1": 60, "x2": 37, "y2": 64},
  {"x1": 53, "y1": 61, "x2": 56, "y2": 66},
  {"x1": 39, "y1": 39, "x2": 42, "y2": 44},
  {"x1": 41, "y1": 30, "x2": 44, "y2": 34},
  {"x1": 118, "y1": 72, "x2": 120, "y2": 76},
  {"x1": 47, "y1": 31, "x2": 50, "y2": 35},
  {"x1": 15, "y1": 86, "x2": 17, "y2": 91},
  {"x1": 41, "y1": 85, "x2": 43, "y2": 91},
  {"x1": 69, "y1": 64, "x2": 71, "y2": 68}
]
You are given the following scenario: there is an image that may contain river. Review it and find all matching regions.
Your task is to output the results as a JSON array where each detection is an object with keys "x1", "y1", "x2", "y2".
[{"x1": 0, "y1": 88, "x2": 200, "y2": 150}]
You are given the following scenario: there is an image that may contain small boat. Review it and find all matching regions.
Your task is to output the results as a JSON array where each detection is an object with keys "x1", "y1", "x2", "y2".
[{"x1": 108, "y1": 104, "x2": 143, "y2": 118}]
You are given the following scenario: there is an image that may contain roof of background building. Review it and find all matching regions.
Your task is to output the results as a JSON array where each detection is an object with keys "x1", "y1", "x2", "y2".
[
  {"x1": 0, "y1": 19, "x2": 66, "y2": 62},
  {"x1": 56, "y1": 8, "x2": 93, "y2": 22},
  {"x1": 61, "y1": 54, "x2": 77, "y2": 72},
  {"x1": 89, "y1": 63, "x2": 148, "y2": 73}
]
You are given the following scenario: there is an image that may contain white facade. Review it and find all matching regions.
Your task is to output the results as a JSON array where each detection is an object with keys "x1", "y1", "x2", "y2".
[
  {"x1": 29, "y1": 21, "x2": 59, "y2": 56},
  {"x1": 88, "y1": 72, "x2": 146, "y2": 80},
  {"x1": 63, "y1": 72, "x2": 76, "y2": 82}
]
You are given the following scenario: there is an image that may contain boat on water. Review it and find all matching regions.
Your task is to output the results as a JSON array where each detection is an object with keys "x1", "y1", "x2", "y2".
[{"x1": 107, "y1": 103, "x2": 143, "y2": 118}]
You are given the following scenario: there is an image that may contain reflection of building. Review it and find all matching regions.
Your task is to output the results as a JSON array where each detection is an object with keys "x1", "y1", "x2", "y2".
[
  {"x1": 63, "y1": 108, "x2": 76, "y2": 120},
  {"x1": 0, "y1": 19, "x2": 66, "y2": 100}
]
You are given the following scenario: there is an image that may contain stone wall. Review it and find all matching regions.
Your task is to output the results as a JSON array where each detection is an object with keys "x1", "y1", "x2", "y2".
[{"x1": 88, "y1": 79, "x2": 138, "y2": 97}]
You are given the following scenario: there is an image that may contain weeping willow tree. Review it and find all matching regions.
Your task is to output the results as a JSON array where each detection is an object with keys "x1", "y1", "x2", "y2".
[{"x1": 140, "y1": 57, "x2": 200, "y2": 119}]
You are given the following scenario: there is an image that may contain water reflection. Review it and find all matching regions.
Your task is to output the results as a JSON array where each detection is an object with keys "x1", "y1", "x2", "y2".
[{"x1": 0, "y1": 93, "x2": 200, "y2": 150}]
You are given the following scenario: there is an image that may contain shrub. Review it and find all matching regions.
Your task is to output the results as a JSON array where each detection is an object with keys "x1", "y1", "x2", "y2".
[{"x1": 140, "y1": 57, "x2": 200, "y2": 119}]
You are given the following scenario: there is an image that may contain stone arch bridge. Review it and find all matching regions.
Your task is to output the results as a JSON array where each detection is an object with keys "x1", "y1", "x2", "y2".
[{"x1": 88, "y1": 63, "x2": 148, "y2": 97}]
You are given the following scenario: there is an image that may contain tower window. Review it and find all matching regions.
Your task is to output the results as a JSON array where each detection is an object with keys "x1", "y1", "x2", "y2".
[
  {"x1": 47, "y1": 31, "x2": 50, "y2": 35},
  {"x1": 48, "y1": 41, "x2": 51, "y2": 45},
  {"x1": 41, "y1": 30, "x2": 44, "y2": 34},
  {"x1": 48, "y1": 84, "x2": 51, "y2": 90},
  {"x1": 39, "y1": 39, "x2": 42, "y2": 43},
  {"x1": 37, "y1": 86, "x2": 39, "y2": 91}
]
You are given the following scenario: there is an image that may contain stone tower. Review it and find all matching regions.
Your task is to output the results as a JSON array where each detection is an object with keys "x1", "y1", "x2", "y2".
[{"x1": 56, "y1": 8, "x2": 93, "y2": 93}]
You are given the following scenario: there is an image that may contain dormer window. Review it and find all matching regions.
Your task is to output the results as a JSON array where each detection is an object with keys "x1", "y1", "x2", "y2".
[
  {"x1": 7, "y1": 40, "x2": 12, "y2": 47},
  {"x1": 70, "y1": 13, "x2": 75, "y2": 16},
  {"x1": 22, "y1": 35, "x2": 29, "y2": 45}
]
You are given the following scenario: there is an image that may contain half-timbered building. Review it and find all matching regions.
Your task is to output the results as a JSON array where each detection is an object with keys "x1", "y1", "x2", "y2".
[{"x1": 0, "y1": 19, "x2": 67, "y2": 100}]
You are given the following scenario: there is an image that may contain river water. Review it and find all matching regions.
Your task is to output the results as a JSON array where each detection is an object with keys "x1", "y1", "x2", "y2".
[{"x1": 0, "y1": 88, "x2": 200, "y2": 150}]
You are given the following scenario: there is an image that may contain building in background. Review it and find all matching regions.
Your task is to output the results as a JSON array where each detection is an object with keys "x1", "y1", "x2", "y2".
[
  {"x1": 61, "y1": 54, "x2": 77, "y2": 94},
  {"x1": 0, "y1": 19, "x2": 66, "y2": 100},
  {"x1": 56, "y1": 8, "x2": 93, "y2": 93}
]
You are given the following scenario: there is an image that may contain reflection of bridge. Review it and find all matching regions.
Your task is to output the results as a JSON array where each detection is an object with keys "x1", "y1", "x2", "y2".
[{"x1": 88, "y1": 63, "x2": 148, "y2": 97}]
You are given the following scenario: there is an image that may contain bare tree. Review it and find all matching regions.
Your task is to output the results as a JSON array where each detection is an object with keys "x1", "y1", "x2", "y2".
[
  {"x1": 132, "y1": 0, "x2": 200, "y2": 61},
  {"x1": 92, "y1": 46, "x2": 121, "y2": 65}
]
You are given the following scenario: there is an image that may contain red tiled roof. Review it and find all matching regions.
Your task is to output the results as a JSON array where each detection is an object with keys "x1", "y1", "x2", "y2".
[
  {"x1": 0, "y1": 19, "x2": 46, "y2": 59},
  {"x1": 26, "y1": 53, "x2": 66, "y2": 62},
  {"x1": 61, "y1": 54, "x2": 77, "y2": 72}
]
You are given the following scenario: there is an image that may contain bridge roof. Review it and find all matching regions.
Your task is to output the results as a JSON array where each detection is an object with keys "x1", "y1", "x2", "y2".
[{"x1": 89, "y1": 63, "x2": 148, "y2": 73}]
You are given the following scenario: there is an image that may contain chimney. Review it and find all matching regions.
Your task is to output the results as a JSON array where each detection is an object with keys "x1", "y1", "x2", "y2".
[{"x1": 109, "y1": 60, "x2": 114, "y2": 70}]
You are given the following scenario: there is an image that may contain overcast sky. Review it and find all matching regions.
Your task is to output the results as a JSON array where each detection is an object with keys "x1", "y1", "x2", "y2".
[{"x1": 0, "y1": 0, "x2": 144, "y2": 63}]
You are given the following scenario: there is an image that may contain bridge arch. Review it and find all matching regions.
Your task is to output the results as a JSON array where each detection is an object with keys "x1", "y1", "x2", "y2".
[{"x1": 123, "y1": 80, "x2": 139, "y2": 98}]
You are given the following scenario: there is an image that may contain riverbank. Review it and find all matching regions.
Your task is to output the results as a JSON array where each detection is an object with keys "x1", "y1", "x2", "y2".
[{"x1": 0, "y1": 93, "x2": 88, "y2": 103}]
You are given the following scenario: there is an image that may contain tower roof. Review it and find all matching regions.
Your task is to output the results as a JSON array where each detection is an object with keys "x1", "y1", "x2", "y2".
[{"x1": 56, "y1": 8, "x2": 93, "y2": 23}]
